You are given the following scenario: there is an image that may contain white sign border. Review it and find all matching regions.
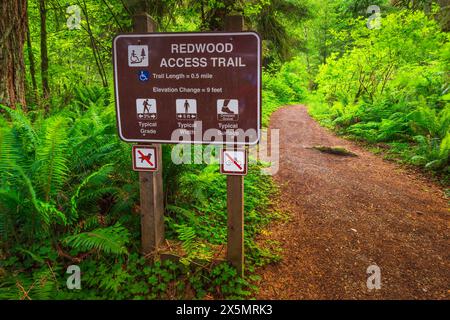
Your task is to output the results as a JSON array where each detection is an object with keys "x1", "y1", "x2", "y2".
[{"x1": 113, "y1": 32, "x2": 261, "y2": 146}]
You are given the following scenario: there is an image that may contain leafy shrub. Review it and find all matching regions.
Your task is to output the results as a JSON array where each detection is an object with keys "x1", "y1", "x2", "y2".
[
  {"x1": 309, "y1": 10, "x2": 449, "y2": 181},
  {"x1": 262, "y1": 57, "x2": 308, "y2": 126},
  {"x1": 0, "y1": 85, "x2": 280, "y2": 299}
]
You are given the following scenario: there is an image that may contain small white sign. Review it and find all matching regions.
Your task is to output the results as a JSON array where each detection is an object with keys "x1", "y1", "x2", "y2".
[
  {"x1": 128, "y1": 45, "x2": 149, "y2": 67},
  {"x1": 176, "y1": 99, "x2": 197, "y2": 120},
  {"x1": 136, "y1": 98, "x2": 157, "y2": 120},
  {"x1": 220, "y1": 149, "x2": 247, "y2": 175},
  {"x1": 217, "y1": 99, "x2": 239, "y2": 121},
  {"x1": 133, "y1": 146, "x2": 157, "y2": 171}
]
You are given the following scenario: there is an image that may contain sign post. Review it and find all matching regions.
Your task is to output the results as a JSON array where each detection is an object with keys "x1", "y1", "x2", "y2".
[
  {"x1": 224, "y1": 15, "x2": 245, "y2": 278},
  {"x1": 132, "y1": 13, "x2": 165, "y2": 256}
]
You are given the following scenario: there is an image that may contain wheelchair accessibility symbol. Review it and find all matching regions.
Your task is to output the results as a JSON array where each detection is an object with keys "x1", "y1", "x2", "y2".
[{"x1": 138, "y1": 70, "x2": 150, "y2": 82}]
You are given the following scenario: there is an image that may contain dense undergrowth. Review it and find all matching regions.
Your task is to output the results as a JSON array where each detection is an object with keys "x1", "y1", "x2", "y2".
[
  {"x1": 0, "y1": 83, "x2": 287, "y2": 299},
  {"x1": 2, "y1": 1, "x2": 448, "y2": 301},
  {"x1": 308, "y1": 10, "x2": 449, "y2": 185},
  {"x1": 262, "y1": 58, "x2": 308, "y2": 126}
]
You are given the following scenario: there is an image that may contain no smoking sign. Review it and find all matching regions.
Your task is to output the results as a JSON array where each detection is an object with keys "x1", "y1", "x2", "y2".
[
  {"x1": 132, "y1": 145, "x2": 158, "y2": 172},
  {"x1": 220, "y1": 149, "x2": 247, "y2": 176}
]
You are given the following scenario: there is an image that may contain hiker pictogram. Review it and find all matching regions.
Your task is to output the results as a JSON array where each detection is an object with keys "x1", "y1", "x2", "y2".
[{"x1": 136, "y1": 98, "x2": 157, "y2": 120}]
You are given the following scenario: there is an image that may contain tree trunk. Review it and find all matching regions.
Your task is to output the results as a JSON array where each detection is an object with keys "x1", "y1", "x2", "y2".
[
  {"x1": 0, "y1": 0, "x2": 27, "y2": 110},
  {"x1": 26, "y1": 9, "x2": 38, "y2": 102},
  {"x1": 39, "y1": 0, "x2": 50, "y2": 102}
]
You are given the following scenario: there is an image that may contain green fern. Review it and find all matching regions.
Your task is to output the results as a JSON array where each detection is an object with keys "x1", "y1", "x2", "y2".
[
  {"x1": 63, "y1": 223, "x2": 130, "y2": 255},
  {"x1": 178, "y1": 165, "x2": 222, "y2": 206},
  {"x1": 0, "y1": 126, "x2": 20, "y2": 182},
  {"x1": 439, "y1": 131, "x2": 450, "y2": 162},
  {"x1": 14, "y1": 165, "x2": 66, "y2": 227},
  {"x1": 34, "y1": 116, "x2": 69, "y2": 201},
  {"x1": 0, "y1": 189, "x2": 20, "y2": 240},
  {"x1": 0, "y1": 105, "x2": 38, "y2": 152},
  {"x1": 0, "y1": 268, "x2": 57, "y2": 300},
  {"x1": 175, "y1": 224, "x2": 212, "y2": 265},
  {"x1": 166, "y1": 204, "x2": 199, "y2": 224},
  {"x1": 70, "y1": 163, "x2": 115, "y2": 222}
]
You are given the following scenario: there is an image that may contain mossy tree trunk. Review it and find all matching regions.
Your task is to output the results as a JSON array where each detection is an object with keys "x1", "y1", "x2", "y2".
[{"x1": 0, "y1": 0, "x2": 27, "y2": 110}]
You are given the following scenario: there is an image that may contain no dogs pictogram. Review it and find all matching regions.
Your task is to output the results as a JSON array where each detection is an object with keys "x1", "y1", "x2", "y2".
[{"x1": 132, "y1": 145, "x2": 158, "y2": 171}]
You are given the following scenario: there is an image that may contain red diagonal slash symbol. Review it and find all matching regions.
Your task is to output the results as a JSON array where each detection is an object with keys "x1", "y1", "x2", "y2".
[
  {"x1": 225, "y1": 152, "x2": 242, "y2": 170},
  {"x1": 138, "y1": 150, "x2": 154, "y2": 166}
]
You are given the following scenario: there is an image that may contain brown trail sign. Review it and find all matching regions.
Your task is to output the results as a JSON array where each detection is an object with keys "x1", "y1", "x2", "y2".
[{"x1": 112, "y1": 31, "x2": 261, "y2": 145}]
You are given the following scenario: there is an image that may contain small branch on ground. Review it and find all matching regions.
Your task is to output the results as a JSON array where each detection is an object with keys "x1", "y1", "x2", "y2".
[{"x1": 310, "y1": 145, "x2": 358, "y2": 157}]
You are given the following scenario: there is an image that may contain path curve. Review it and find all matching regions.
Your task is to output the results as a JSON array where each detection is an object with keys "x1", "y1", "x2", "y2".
[{"x1": 257, "y1": 105, "x2": 449, "y2": 299}]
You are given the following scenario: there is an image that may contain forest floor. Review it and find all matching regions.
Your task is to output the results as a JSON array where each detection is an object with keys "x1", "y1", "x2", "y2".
[{"x1": 256, "y1": 105, "x2": 449, "y2": 299}]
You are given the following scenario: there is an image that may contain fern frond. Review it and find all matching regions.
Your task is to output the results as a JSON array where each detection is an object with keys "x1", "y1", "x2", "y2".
[
  {"x1": 70, "y1": 164, "x2": 114, "y2": 222},
  {"x1": 166, "y1": 204, "x2": 199, "y2": 224},
  {"x1": 34, "y1": 116, "x2": 69, "y2": 201},
  {"x1": 175, "y1": 223, "x2": 196, "y2": 255},
  {"x1": 0, "y1": 189, "x2": 20, "y2": 240},
  {"x1": 439, "y1": 131, "x2": 450, "y2": 161},
  {"x1": 63, "y1": 223, "x2": 130, "y2": 255},
  {"x1": 0, "y1": 105, "x2": 38, "y2": 151},
  {"x1": 0, "y1": 126, "x2": 20, "y2": 182},
  {"x1": 175, "y1": 223, "x2": 213, "y2": 265},
  {"x1": 13, "y1": 165, "x2": 66, "y2": 227}
]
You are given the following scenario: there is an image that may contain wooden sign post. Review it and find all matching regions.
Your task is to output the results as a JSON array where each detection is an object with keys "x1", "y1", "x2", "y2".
[
  {"x1": 132, "y1": 13, "x2": 165, "y2": 255},
  {"x1": 224, "y1": 15, "x2": 245, "y2": 278}
]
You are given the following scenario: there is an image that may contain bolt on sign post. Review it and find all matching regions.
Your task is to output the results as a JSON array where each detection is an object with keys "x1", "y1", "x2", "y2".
[{"x1": 113, "y1": 14, "x2": 261, "y2": 271}]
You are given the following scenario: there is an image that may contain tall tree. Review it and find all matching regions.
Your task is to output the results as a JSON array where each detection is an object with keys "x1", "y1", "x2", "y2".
[
  {"x1": 26, "y1": 7, "x2": 38, "y2": 101},
  {"x1": 39, "y1": 0, "x2": 50, "y2": 100},
  {"x1": 0, "y1": 0, "x2": 28, "y2": 109}
]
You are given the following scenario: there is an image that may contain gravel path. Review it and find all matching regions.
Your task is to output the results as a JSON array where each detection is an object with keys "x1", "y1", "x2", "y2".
[{"x1": 256, "y1": 105, "x2": 449, "y2": 299}]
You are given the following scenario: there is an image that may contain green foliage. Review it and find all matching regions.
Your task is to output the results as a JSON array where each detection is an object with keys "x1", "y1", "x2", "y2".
[
  {"x1": 309, "y1": 10, "x2": 449, "y2": 182},
  {"x1": 9, "y1": 0, "x2": 448, "y2": 302},
  {"x1": 1, "y1": 86, "x2": 279, "y2": 300},
  {"x1": 63, "y1": 223, "x2": 130, "y2": 255},
  {"x1": 35, "y1": 116, "x2": 70, "y2": 201},
  {"x1": 262, "y1": 57, "x2": 308, "y2": 126}
]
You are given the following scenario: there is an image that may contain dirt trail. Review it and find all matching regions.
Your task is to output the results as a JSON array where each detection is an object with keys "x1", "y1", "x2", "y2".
[{"x1": 257, "y1": 105, "x2": 449, "y2": 299}]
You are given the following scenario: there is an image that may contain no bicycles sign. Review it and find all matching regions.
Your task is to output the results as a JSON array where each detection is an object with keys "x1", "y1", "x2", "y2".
[
  {"x1": 220, "y1": 149, "x2": 248, "y2": 176},
  {"x1": 112, "y1": 32, "x2": 261, "y2": 146}
]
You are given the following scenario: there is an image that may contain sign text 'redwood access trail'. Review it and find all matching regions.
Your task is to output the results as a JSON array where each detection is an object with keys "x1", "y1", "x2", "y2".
[{"x1": 113, "y1": 32, "x2": 261, "y2": 145}]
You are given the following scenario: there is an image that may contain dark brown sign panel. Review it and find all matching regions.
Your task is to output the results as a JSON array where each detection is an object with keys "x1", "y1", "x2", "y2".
[{"x1": 113, "y1": 32, "x2": 261, "y2": 145}]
